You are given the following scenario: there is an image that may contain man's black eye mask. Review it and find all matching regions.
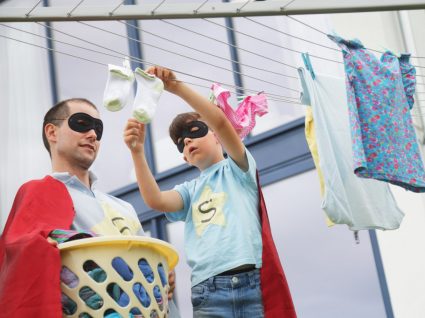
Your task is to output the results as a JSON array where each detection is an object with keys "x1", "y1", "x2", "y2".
[{"x1": 176, "y1": 121, "x2": 209, "y2": 153}]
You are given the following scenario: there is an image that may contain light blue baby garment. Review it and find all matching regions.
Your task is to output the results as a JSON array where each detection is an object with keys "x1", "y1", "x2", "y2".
[{"x1": 299, "y1": 67, "x2": 404, "y2": 230}]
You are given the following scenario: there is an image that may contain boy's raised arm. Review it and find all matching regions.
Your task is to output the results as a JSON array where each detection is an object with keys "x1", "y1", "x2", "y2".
[
  {"x1": 147, "y1": 66, "x2": 249, "y2": 171},
  {"x1": 124, "y1": 119, "x2": 183, "y2": 212}
]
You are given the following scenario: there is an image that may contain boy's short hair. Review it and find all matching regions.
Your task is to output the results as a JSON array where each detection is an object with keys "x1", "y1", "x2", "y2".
[{"x1": 169, "y1": 112, "x2": 202, "y2": 145}]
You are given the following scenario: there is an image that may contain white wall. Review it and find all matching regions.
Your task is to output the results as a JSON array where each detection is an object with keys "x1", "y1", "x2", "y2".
[{"x1": 0, "y1": 22, "x2": 52, "y2": 231}]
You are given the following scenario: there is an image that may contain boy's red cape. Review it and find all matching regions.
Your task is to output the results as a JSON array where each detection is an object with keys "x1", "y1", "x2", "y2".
[
  {"x1": 0, "y1": 176, "x2": 74, "y2": 318},
  {"x1": 257, "y1": 172, "x2": 297, "y2": 318}
]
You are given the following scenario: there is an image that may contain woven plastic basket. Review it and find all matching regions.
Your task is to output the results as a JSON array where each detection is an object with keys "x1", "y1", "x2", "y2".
[{"x1": 59, "y1": 236, "x2": 179, "y2": 318}]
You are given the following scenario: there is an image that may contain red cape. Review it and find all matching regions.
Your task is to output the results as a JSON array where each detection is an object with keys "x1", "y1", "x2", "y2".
[
  {"x1": 257, "y1": 172, "x2": 297, "y2": 318},
  {"x1": 0, "y1": 174, "x2": 296, "y2": 317},
  {"x1": 0, "y1": 176, "x2": 74, "y2": 317}
]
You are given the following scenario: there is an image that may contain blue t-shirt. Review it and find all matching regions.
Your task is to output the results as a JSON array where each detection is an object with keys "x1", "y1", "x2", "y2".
[{"x1": 166, "y1": 149, "x2": 262, "y2": 287}]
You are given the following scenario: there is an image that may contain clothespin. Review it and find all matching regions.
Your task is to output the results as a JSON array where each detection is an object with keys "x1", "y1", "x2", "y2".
[
  {"x1": 353, "y1": 230, "x2": 360, "y2": 244},
  {"x1": 302, "y1": 52, "x2": 315, "y2": 80},
  {"x1": 123, "y1": 57, "x2": 131, "y2": 70}
]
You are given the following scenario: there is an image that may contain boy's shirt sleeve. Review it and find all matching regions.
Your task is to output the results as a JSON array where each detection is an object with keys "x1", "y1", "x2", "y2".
[
  {"x1": 166, "y1": 181, "x2": 191, "y2": 222},
  {"x1": 228, "y1": 147, "x2": 257, "y2": 186}
]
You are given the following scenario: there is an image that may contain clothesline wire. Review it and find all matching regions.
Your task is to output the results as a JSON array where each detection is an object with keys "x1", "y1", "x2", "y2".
[
  {"x1": 237, "y1": 0, "x2": 252, "y2": 12},
  {"x1": 243, "y1": 16, "x2": 340, "y2": 52},
  {"x1": 109, "y1": 1, "x2": 126, "y2": 16},
  {"x1": 203, "y1": 18, "x2": 344, "y2": 65},
  {"x1": 1, "y1": 24, "x2": 299, "y2": 103},
  {"x1": 282, "y1": 0, "x2": 298, "y2": 9},
  {"x1": 118, "y1": 20, "x2": 299, "y2": 80},
  {"x1": 3, "y1": 31, "x2": 425, "y2": 116},
  {"x1": 193, "y1": 0, "x2": 209, "y2": 13},
  {"x1": 151, "y1": 0, "x2": 167, "y2": 14},
  {"x1": 25, "y1": 0, "x2": 42, "y2": 17},
  {"x1": 76, "y1": 21, "x2": 300, "y2": 94},
  {"x1": 163, "y1": 18, "x2": 425, "y2": 79},
  {"x1": 284, "y1": 15, "x2": 425, "y2": 66},
  {"x1": 1, "y1": 33, "x2": 106, "y2": 65},
  {"x1": 67, "y1": 0, "x2": 86, "y2": 17},
  {"x1": 160, "y1": 19, "x2": 299, "y2": 71},
  {"x1": 210, "y1": 16, "x2": 425, "y2": 73},
  {"x1": 3, "y1": 18, "x2": 425, "y2": 104},
  {"x1": 16, "y1": 2, "x2": 425, "y2": 69}
]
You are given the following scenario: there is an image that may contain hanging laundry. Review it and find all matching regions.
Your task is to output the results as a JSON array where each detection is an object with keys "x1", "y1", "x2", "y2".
[
  {"x1": 304, "y1": 107, "x2": 334, "y2": 227},
  {"x1": 103, "y1": 63, "x2": 134, "y2": 112},
  {"x1": 329, "y1": 35, "x2": 425, "y2": 192},
  {"x1": 132, "y1": 67, "x2": 164, "y2": 124},
  {"x1": 209, "y1": 83, "x2": 268, "y2": 139},
  {"x1": 299, "y1": 63, "x2": 334, "y2": 227},
  {"x1": 299, "y1": 67, "x2": 404, "y2": 230}
]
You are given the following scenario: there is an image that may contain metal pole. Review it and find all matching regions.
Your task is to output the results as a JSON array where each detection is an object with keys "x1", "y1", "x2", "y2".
[
  {"x1": 2, "y1": 0, "x2": 425, "y2": 22},
  {"x1": 42, "y1": 0, "x2": 58, "y2": 105}
]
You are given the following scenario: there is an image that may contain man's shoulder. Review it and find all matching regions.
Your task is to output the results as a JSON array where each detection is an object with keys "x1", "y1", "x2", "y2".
[
  {"x1": 21, "y1": 175, "x2": 61, "y2": 190},
  {"x1": 18, "y1": 175, "x2": 68, "y2": 197}
]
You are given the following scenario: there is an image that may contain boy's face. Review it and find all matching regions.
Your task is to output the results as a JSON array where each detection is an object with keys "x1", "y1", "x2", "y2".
[{"x1": 176, "y1": 120, "x2": 222, "y2": 170}]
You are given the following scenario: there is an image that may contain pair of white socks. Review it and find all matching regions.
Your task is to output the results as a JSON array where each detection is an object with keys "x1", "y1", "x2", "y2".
[{"x1": 103, "y1": 64, "x2": 164, "y2": 124}]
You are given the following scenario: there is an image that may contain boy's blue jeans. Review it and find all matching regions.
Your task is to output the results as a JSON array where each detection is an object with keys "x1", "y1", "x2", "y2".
[{"x1": 191, "y1": 269, "x2": 264, "y2": 318}]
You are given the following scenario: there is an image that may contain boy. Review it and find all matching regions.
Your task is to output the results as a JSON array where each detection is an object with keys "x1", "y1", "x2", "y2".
[{"x1": 124, "y1": 66, "x2": 295, "y2": 318}]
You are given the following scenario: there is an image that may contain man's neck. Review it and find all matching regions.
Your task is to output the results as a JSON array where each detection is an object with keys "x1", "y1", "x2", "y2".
[{"x1": 52, "y1": 164, "x2": 91, "y2": 189}]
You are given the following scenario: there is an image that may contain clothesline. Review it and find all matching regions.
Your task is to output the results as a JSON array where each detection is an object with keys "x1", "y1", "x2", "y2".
[
  {"x1": 2, "y1": 23, "x2": 300, "y2": 102},
  {"x1": 118, "y1": 20, "x2": 299, "y2": 80},
  {"x1": 3, "y1": 29, "x2": 425, "y2": 116},
  {"x1": 0, "y1": 31, "x2": 301, "y2": 106},
  {"x1": 162, "y1": 18, "x2": 425, "y2": 78},
  {"x1": 76, "y1": 21, "x2": 300, "y2": 93},
  {"x1": 2, "y1": 16, "x2": 425, "y2": 115},
  {"x1": 285, "y1": 15, "x2": 425, "y2": 60},
  {"x1": 8, "y1": 0, "x2": 425, "y2": 69},
  {"x1": 158, "y1": 19, "x2": 300, "y2": 72},
  {"x1": 4, "y1": 26, "x2": 425, "y2": 105}
]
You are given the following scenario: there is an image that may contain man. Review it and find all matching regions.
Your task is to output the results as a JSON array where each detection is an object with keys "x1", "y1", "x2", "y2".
[{"x1": 0, "y1": 98, "x2": 177, "y2": 317}]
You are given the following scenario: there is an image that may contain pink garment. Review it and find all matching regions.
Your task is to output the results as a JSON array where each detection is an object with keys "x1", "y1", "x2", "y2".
[{"x1": 211, "y1": 83, "x2": 268, "y2": 139}]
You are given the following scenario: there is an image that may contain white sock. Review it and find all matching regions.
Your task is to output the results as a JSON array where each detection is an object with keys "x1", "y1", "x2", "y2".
[
  {"x1": 103, "y1": 64, "x2": 134, "y2": 112},
  {"x1": 132, "y1": 67, "x2": 164, "y2": 124}
]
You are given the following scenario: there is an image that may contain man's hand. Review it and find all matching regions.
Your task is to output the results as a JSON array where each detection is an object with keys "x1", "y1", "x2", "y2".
[
  {"x1": 168, "y1": 270, "x2": 176, "y2": 300},
  {"x1": 124, "y1": 119, "x2": 145, "y2": 153},
  {"x1": 46, "y1": 237, "x2": 58, "y2": 247}
]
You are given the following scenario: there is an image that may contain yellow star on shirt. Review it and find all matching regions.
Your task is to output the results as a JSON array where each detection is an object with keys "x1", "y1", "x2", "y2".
[
  {"x1": 91, "y1": 202, "x2": 141, "y2": 236},
  {"x1": 192, "y1": 185, "x2": 227, "y2": 236}
]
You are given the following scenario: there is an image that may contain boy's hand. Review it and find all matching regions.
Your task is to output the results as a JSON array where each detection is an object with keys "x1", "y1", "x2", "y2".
[
  {"x1": 124, "y1": 119, "x2": 145, "y2": 153},
  {"x1": 146, "y1": 66, "x2": 181, "y2": 94}
]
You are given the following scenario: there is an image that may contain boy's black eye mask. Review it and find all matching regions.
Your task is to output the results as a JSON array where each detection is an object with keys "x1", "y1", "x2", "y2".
[{"x1": 176, "y1": 120, "x2": 209, "y2": 153}]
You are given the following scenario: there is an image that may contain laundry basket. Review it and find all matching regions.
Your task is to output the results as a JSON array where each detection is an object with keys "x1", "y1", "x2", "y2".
[{"x1": 59, "y1": 236, "x2": 179, "y2": 318}]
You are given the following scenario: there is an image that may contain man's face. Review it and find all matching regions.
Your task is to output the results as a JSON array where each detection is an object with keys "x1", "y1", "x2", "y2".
[{"x1": 54, "y1": 101, "x2": 101, "y2": 170}]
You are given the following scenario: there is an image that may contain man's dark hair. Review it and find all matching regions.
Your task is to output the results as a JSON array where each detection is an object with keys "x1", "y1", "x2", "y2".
[
  {"x1": 42, "y1": 98, "x2": 97, "y2": 156},
  {"x1": 169, "y1": 112, "x2": 201, "y2": 145}
]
